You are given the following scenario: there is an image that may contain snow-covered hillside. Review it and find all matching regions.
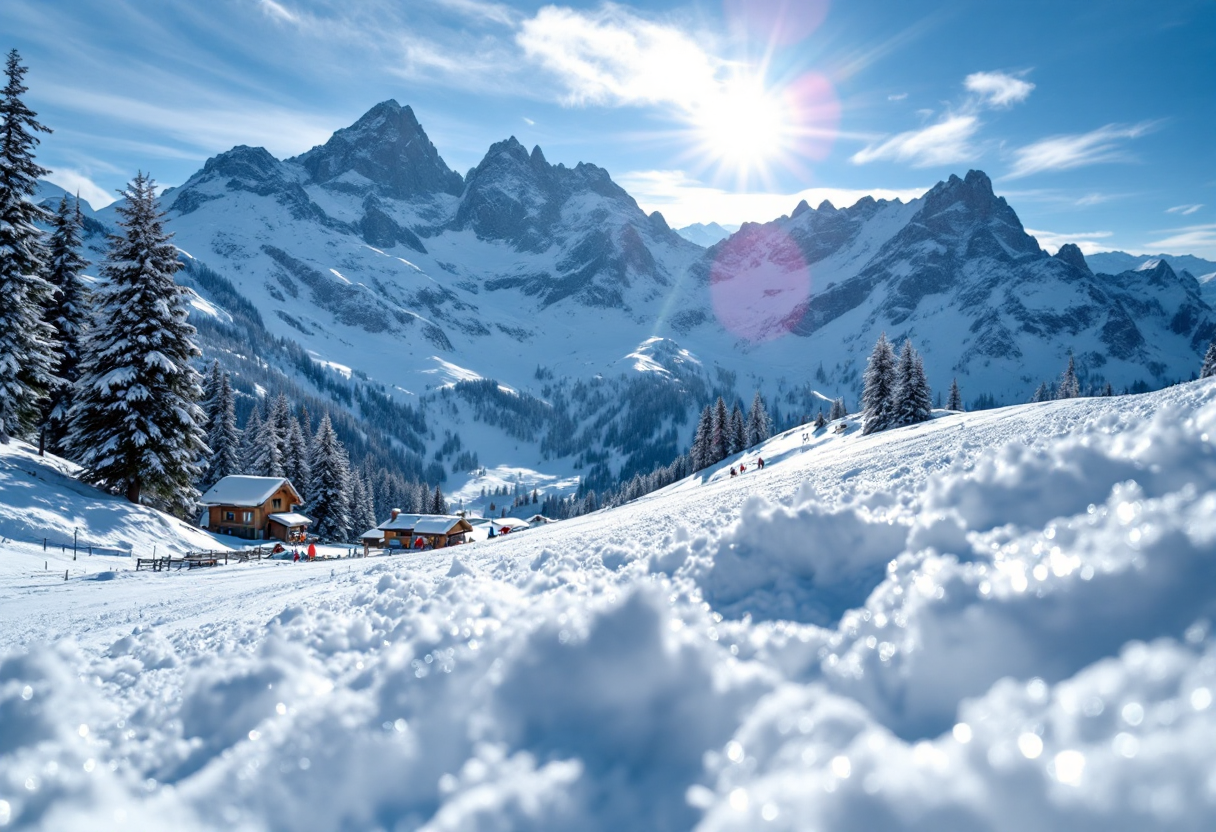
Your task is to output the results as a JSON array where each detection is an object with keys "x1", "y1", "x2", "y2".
[{"x1": 3, "y1": 379, "x2": 1215, "y2": 831}]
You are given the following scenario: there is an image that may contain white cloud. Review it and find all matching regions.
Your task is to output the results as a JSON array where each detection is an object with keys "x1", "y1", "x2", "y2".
[
  {"x1": 1024, "y1": 227, "x2": 1113, "y2": 256},
  {"x1": 1166, "y1": 204, "x2": 1203, "y2": 216},
  {"x1": 850, "y1": 114, "x2": 980, "y2": 168},
  {"x1": 258, "y1": 0, "x2": 299, "y2": 25},
  {"x1": 616, "y1": 169, "x2": 926, "y2": 228},
  {"x1": 522, "y1": 116, "x2": 535, "y2": 126},
  {"x1": 44, "y1": 168, "x2": 115, "y2": 209},
  {"x1": 1143, "y1": 223, "x2": 1216, "y2": 257},
  {"x1": 516, "y1": 5, "x2": 722, "y2": 109},
  {"x1": 964, "y1": 71, "x2": 1034, "y2": 108},
  {"x1": 1006, "y1": 122, "x2": 1157, "y2": 179},
  {"x1": 888, "y1": 92, "x2": 907, "y2": 102},
  {"x1": 434, "y1": 0, "x2": 517, "y2": 26}
]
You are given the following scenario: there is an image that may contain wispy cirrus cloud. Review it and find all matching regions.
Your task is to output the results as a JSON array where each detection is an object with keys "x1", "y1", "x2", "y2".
[
  {"x1": 43, "y1": 168, "x2": 115, "y2": 209},
  {"x1": 257, "y1": 0, "x2": 299, "y2": 25},
  {"x1": 852, "y1": 70, "x2": 1031, "y2": 168},
  {"x1": 1144, "y1": 223, "x2": 1216, "y2": 256},
  {"x1": 1166, "y1": 203, "x2": 1203, "y2": 216},
  {"x1": 964, "y1": 71, "x2": 1034, "y2": 107},
  {"x1": 1005, "y1": 121, "x2": 1157, "y2": 179},
  {"x1": 851, "y1": 114, "x2": 980, "y2": 167}
]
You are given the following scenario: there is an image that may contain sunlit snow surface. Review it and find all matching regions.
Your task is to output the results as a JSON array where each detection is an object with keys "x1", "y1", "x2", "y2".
[{"x1": 3, "y1": 381, "x2": 1216, "y2": 831}]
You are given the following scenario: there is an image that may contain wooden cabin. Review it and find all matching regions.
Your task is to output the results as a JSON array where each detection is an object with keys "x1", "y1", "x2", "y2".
[
  {"x1": 377, "y1": 509, "x2": 422, "y2": 547},
  {"x1": 200, "y1": 476, "x2": 310, "y2": 542},
  {"x1": 375, "y1": 510, "x2": 473, "y2": 550}
]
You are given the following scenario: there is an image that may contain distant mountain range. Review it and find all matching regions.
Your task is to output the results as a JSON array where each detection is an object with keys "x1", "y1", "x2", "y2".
[
  {"x1": 37, "y1": 100, "x2": 1216, "y2": 493},
  {"x1": 675, "y1": 222, "x2": 737, "y2": 247}
]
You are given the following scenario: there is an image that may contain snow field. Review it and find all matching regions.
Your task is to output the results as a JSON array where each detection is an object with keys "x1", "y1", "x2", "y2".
[{"x1": 2, "y1": 381, "x2": 1216, "y2": 830}]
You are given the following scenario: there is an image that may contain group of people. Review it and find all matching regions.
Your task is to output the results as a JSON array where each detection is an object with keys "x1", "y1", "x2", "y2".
[
  {"x1": 728, "y1": 457, "x2": 765, "y2": 478},
  {"x1": 291, "y1": 542, "x2": 318, "y2": 563}
]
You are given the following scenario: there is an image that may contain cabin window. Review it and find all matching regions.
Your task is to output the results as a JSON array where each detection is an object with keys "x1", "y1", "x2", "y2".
[
  {"x1": 243, "y1": 511, "x2": 253, "y2": 524},
  {"x1": 225, "y1": 511, "x2": 234, "y2": 521},
  {"x1": 273, "y1": 498, "x2": 282, "y2": 509}
]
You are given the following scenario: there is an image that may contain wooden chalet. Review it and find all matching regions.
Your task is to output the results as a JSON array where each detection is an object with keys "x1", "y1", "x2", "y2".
[
  {"x1": 200, "y1": 476, "x2": 310, "y2": 542},
  {"x1": 375, "y1": 509, "x2": 474, "y2": 550}
]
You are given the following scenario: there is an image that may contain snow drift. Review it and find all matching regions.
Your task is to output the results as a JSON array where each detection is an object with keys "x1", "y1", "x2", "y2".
[{"x1": 2, "y1": 380, "x2": 1216, "y2": 831}]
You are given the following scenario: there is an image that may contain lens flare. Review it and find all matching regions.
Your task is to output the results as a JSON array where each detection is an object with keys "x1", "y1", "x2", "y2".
[
  {"x1": 723, "y1": 0, "x2": 831, "y2": 48},
  {"x1": 710, "y1": 225, "x2": 809, "y2": 342}
]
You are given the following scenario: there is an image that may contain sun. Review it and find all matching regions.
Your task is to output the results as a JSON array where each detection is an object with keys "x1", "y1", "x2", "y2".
[{"x1": 691, "y1": 76, "x2": 789, "y2": 185}]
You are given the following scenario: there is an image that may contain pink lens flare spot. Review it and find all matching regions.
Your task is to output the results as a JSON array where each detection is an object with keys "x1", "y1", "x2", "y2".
[
  {"x1": 784, "y1": 72, "x2": 841, "y2": 162},
  {"x1": 710, "y1": 226, "x2": 810, "y2": 343},
  {"x1": 724, "y1": 0, "x2": 831, "y2": 48}
]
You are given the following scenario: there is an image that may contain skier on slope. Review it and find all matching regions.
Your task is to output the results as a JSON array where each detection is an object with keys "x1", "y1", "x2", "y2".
[{"x1": 757, "y1": 457, "x2": 765, "y2": 469}]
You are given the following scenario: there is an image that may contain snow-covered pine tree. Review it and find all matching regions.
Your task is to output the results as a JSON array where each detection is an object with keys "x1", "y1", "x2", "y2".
[
  {"x1": 1057, "y1": 354, "x2": 1080, "y2": 399},
  {"x1": 730, "y1": 404, "x2": 746, "y2": 454},
  {"x1": 910, "y1": 354, "x2": 933, "y2": 422},
  {"x1": 814, "y1": 410, "x2": 826, "y2": 429},
  {"x1": 67, "y1": 172, "x2": 207, "y2": 508},
  {"x1": 947, "y1": 377, "x2": 963, "y2": 412},
  {"x1": 284, "y1": 414, "x2": 310, "y2": 491},
  {"x1": 268, "y1": 393, "x2": 292, "y2": 465},
  {"x1": 860, "y1": 332, "x2": 897, "y2": 435},
  {"x1": 1101, "y1": 382, "x2": 1114, "y2": 397},
  {"x1": 711, "y1": 396, "x2": 729, "y2": 462},
  {"x1": 0, "y1": 50, "x2": 59, "y2": 444},
  {"x1": 251, "y1": 403, "x2": 285, "y2": 477},
  {"x1": 306, "y1": 413, "x2": 351, "y2": 540},
  {"x1": 691, "y1": 404, "x2": 712, "y2": 470},
  {"x1": 828, "y1": 398, "x2": 846, "y2": 421},
  {"x1": 1202, "y1": 339, "x2": 1216, "y2": 379},
  {"x1": 238, "y1": 404, "x2": 263, "y2": 472},
  {"x1": 201, "y1": 366, "x2": 240, "y2": 489},
  {"x1": 746, "y1": 390, "x2": 770, "y2": 447},
  {"x1": 39, "y1": 194, "x2": 90, "y2": 455},
  {"x1": 431, "y1": 485, "x2": 447, "y2": 515},
  {"x1": 1031, "y1": 382, "x2": 1052, "y2": 403},
  {"x1": 890, "y1": 341, "x2": 933, "y2": 427},
  {"x1": 349, "y1": 469, "x2": 377, "y2": 534}
]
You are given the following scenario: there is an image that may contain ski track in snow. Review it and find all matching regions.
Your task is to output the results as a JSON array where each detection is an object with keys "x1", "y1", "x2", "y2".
[{"x1": 2, "y1": 381, "x2": 1216, "y2": 830}]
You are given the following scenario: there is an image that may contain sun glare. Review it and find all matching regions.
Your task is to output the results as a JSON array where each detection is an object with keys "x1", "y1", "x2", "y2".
[{"x1": 694, "y1": 78, "x2": 787, "y2": 181}]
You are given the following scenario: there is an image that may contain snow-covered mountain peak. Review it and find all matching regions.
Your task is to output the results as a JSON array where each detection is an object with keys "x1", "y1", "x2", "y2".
[
  {"x1": 622, "y1": 336, "x2": 702, "y2": 378},
  {"x1": 1053, "y1": 242, "x2": 1092, "y2": 273},
  {"x1": 290, "y1": 99, "x2": 463, "y2": 200}
]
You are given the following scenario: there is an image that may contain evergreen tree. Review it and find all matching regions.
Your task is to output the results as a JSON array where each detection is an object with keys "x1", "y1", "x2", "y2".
[
  {"x1": 1057, "y1": 354, "x2": 1080, "y2": 399},
  {"x1": 711, "y1": 396, "x2": 729, "y2": 462},
  {"x1": 814, "y1": 410, "x2": 826, "y2": 429},
  {"x1": 729, "y1": 404, "x2": 746, "y2": 454},
  {"x1": 1202, "y1": 339, "x2": 1216, "y2": 379},
  {"x1": 306, "y1": 413, "x2": 351, "y2": 540},
  {"x1": 268, "y1": 393, "x2": 292, "y2": 464},
  {"x1": 947, "y1": 377, "x2": 963, "y2": 412},
  {"x1": 1031, "y1": 382, "x2": 1052, "y2": 403},
  {"x1": 691, "y1": 404, "x2": 712, "y2": 470},
  {"x1": 349, "y1": 469, "x2": 377, "y2": 533},
  {"x1": 860, "y1": 332, "x2": 897, "y2": 435},
  {"x1": 746, "y1": 390, "x2": 770, "y2": 447},
  {"x1": 0, "y1": 50, "x2": 59, "y2": 443},
  {"x1": 251, "y1": 407, "x2": 285, "y2": 477},
  {"x1": 39, "y1": 194, "x2": 90, "y2": 454},
  {"x1": 1101, "y1": 382, "x2": 1115, "y2": 397},
  {"x1": 431, "y1": 485, "x2": 447, "y2": 514},
  {"x1": 201, "y1": 365, "x2": 240, "y2": 489},
  {"x1": 828, "y1": 398, "x2": 846, "y2": 421},
  {"x1": 239, "y1": 403, "x2": 263, "y2": 468},
  {"x1": 284, "y1": 414, "x2": 310, "y2": 490},
  {"x1": 891, "y1": 342, "x2": 933, "y2": 427},
  {"x1": 67, "y1": 172, "x2": 207, "y2": 508}
]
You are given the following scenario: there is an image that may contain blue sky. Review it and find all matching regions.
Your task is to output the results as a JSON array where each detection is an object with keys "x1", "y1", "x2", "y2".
[{"x1": 3, "y1": 0, "x2": 1214, "y2": 257}]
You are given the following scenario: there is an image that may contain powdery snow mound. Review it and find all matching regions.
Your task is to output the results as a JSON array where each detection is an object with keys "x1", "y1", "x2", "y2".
[{"x1": 2, "y1": 381, "x2": 1216, "y2": 830}]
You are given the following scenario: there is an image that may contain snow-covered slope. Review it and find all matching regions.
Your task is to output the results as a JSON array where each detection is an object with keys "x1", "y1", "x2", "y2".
[
  {"x1": 3, "y1": 379, "x2": 1216, "y2": 831},
  {"x1": 1087, "y1": 250, "x2": 1216, "y2": 280},
  {"x1": 0, "y1": 440, "x2": 229, "y2": 567}
]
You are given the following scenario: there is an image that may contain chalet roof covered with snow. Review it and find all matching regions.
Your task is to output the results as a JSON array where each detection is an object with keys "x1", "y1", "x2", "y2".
[
  {"x1": 267, "y1": 512, "x2": 311, "y2": 526},
  {"x1": 378, "y1": 513, "x2": 422, "y2": 531},
  {"x1": 360, "y1": 528, "x2": 384, "y2": 540},
  {"x1": 199, "y1": 476, "x2": 299, "y2": 507},
  {"x1": 412, "y1": 516, "x2": 474, "y2": 535}
]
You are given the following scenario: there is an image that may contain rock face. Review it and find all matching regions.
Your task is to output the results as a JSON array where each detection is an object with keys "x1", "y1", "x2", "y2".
[
  {"x1": 292, "y1": 100, "x2": 463, "y2": 199},
  {"x1": 1053, "y1": 243, "x2": 1091, "y2": 273}
]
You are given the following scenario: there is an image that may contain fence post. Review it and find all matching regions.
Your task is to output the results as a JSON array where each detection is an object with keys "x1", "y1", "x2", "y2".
[
  {"x1": 74, "y1": 528, "x2": 78, "y2": 560},
  {"x1": 64, "y1": 569, "x2": 68, "y2": 581},
  {"x1": 43, "y1": 538, "x2": 46, "y2": 551}
]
